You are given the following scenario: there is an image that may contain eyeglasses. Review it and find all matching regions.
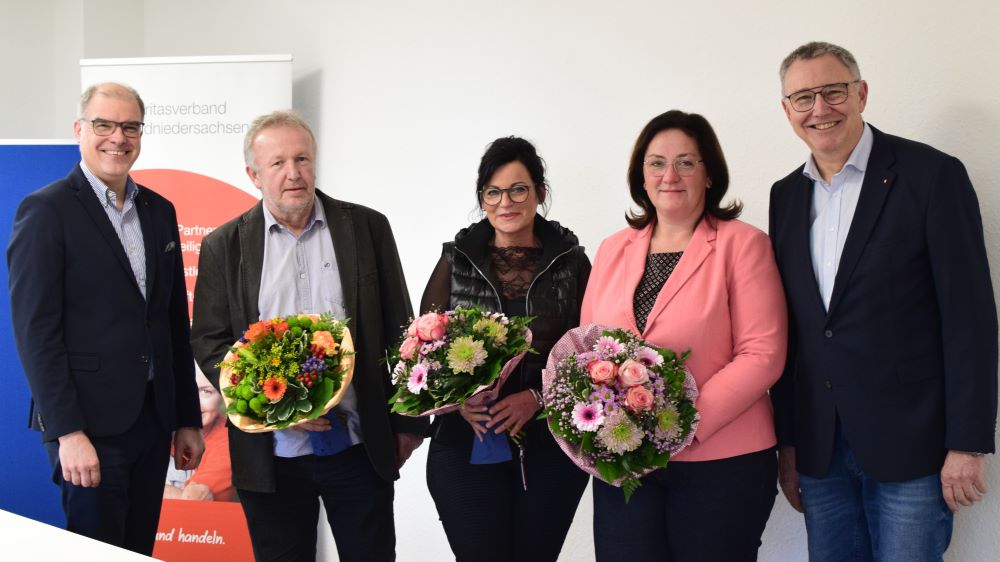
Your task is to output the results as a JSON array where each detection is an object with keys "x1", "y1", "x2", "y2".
[
  {"x1": 784, "y1": 80, "x2": 861, "y2": 112},
  {"x1": 81, "y1": 118, "x2": 144, "y2": 138},
  {"x1": 643, "y1": 156, "x2": 703, "y2": 178},
  {"x1": 480, "y1": 184, "x2": 532, "y2": 206}
]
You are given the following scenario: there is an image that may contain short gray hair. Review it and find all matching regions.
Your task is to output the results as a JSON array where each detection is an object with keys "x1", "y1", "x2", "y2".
[
  {"x1": 779, "y1": 41, "x2": 861, "y2": 90},
  {"x1": 78, "y1": 82, "x2": 145, "y2": 120},
  {"x1": 243, "y1": 110, "x2": 317, "y2": 170}
]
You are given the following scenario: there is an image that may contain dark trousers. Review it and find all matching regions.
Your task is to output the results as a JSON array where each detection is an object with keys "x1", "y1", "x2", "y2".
[
  {"x1": 426, "y1": 429, "x2": 589, "y2": 562},
  {"x1": 593, "y1": 448, "x2": 778, "y2": 562},
  {"x1": 238, "y1": 444, "x2": 395, "y2": 562},
  {"x1": 45, "y1": 384, "x2": 172, "y2": 555}
]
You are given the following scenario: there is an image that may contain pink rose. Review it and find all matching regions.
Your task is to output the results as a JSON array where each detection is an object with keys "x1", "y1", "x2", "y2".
[
  {"x1": 625, "y1": 385, "x2": 654, "y2": 412},
  {"x1": 399, "y1": 337, "x2": 420, "y2": 361},
  {"x1": 588, "y1": 360, "x2": 618, "y2": 385},
  {"x1": 414, "y1": 312, "x2": 448, "y2": 341},
  {"x1": 618, "y1": 359, "x2": 649, "y2": 387},
  {"x1": 406, "y1": 320, "x2": 417, "y2": 338}
]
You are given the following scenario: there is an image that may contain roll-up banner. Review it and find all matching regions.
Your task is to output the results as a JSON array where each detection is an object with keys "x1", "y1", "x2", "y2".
[{"x1": 81, "y1": 55, "x2": 292, "y2": 561}]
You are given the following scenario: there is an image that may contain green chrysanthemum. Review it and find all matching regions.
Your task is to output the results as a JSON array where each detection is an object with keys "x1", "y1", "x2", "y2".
[
  {"x1": 655, "y1": 403, "x2": 680, "y2": 440},
  {"x1": 446, "y1": 336, "x2": 488, "y2": 374},
  {"x1": 596, "y1": 410, "x2": 643, "y2": 454},
  {"x1": 473, "y1": 318, "x2": 508, "y2": 345}
]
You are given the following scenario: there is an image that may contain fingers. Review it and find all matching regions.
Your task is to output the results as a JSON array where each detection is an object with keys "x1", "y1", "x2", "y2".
[
  {"x1": 58, "y1": 432, "x2": 101, "y2": 488},
  {"x1": 942, "y1": 484, "x2": 959, "y2": 513},
  {"x1": 290, "y1": 418, "x2": 332, "y2": 432},
  {"x1": 779, "y1": 478, "x2": 804, "y2": 513}
]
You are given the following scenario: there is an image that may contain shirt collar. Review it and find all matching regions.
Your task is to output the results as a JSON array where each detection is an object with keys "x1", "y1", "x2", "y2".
[
  {"x1": 262, "y1": 195, "x2": 325, "y2": 234},
  {"x1": 79, "y1": 161, "x2": 138, "y2": 208},
  {"x1": 802, "y1": 122, "x2": 874, "y2": 183}
]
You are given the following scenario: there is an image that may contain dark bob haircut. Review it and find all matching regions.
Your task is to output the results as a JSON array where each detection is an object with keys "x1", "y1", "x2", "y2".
[
  {"x1": 476, "y1": 136, "x2": 548, "y2": 210},
  {"x1": 626, "y1": 110, "x2": 741, "y2": 229}
]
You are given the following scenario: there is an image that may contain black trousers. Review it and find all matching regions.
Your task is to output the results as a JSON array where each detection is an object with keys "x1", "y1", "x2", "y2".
[
  {"x1": 45, "y1": 384, "x2": 172, "y2": 555},
  {"x1": 426, "y1": 428, "x2": 589, "y2": 562},
  {"x1": 593, "y1": 448, "x2": 778, "y2": 562},
  {"x1": 238, "y1": 444, "x2": 395, "y2": 562}
]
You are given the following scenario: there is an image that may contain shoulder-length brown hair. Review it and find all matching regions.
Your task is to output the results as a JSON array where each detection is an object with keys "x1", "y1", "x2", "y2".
[{"x1": 626, "y1": 110, "x2": 742, "y2": 229}]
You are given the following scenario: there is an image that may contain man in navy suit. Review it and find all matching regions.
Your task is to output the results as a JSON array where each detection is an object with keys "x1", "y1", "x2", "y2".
[
  {"x1": 7, "y1": 82, "x2": 204, "y2": 555},
  {"x1": 769, "y1": 42, "x2": 997, "y2": 560}
]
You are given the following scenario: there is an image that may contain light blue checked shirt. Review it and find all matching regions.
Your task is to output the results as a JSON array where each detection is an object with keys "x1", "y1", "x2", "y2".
[
  {"x1": 259, "y1": 197, "x2": 362, "y2": 457},
  {"x1": 805, "y1": 123, "x2": 874, "y2": 311}
]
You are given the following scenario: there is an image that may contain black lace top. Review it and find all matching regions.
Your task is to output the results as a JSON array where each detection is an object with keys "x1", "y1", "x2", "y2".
[
  {"x1": 489, "y1": 245, "x2": 543, "y2": 299},
  {"x1": 633, "y1": 252, "x2": 683, "y2": 332}
]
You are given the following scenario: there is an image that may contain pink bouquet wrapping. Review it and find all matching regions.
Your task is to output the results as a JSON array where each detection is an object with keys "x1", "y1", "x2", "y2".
[{"x1": 541, "y1": 324, "x2": 699, "y2": 501}]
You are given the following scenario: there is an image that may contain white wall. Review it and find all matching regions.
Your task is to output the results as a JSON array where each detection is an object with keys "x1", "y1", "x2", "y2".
[{"x1": 4, "y1": 1, "x2": 999, "y2": 560}]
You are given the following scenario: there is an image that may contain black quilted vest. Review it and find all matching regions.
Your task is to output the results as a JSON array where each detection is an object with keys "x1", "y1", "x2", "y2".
[{"x1": 433, "y1": 216, "x2": 586, "y2": 447}]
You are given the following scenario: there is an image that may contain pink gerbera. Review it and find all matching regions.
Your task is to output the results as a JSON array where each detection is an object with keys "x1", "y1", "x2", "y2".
[
  {"x1": 571, "y1": 402, "x2": 605, "y2": 432},
  {"x1": 636, "y1": 346, "x2": 664, "y2": 367},
  {"x1": 595, "y1": 336, "x2": 623, "y2": 358},
  {"x1": 407, "y1": 363, "x2": 429, "y2": 394}
]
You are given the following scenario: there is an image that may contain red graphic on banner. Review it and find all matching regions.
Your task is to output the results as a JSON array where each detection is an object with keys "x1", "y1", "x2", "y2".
[
  {"x1": 153, "y1": 499, "x2": 254, "y2": 561},
  {"x1": 132, "y1": 169, "x2": 257, "y2": 317}
]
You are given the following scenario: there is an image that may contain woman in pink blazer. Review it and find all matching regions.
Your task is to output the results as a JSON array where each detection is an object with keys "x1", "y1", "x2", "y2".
[{"x1": 583, "y1": 110, "x2": 787, "y2": 561}]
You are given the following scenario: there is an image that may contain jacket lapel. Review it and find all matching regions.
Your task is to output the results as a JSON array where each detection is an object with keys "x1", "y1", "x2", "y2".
[
  {"x1": 238, "y1": 203, "x2": 265, "y2": 325},
  {"x1": 323, "y1": 194, "x2": 359, "y2": 330},
  {"x1": 72, "y1": 171, "x2": 143, "y2": 296},
  {"x1": 641, "y1": 219, "x2": 714, "y2": 336},
  {"x1": 786, "y1": 173, "x2": 828, "y2": 315},
  {"x1": 135, "y1": 188, "x2": 157, "y2": 309},
  {"x1": 826, "y1": 127, "x2": 896, "y2": 318}
]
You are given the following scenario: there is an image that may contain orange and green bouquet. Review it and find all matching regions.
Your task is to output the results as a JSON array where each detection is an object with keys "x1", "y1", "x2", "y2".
[{"x1": 218, "y1": 313, "x2": 354, "y2": 432}]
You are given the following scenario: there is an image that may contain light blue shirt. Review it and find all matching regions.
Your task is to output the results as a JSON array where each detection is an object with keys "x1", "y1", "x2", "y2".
[
  {"x1": 806, "y1": 123, "x2": 874, "y2": 310},
  {"x1": 80, "y1": 162, "x2": 147, "y2": 300},
  {"x1": 259, "y1": 197, "x2": 362, "y2": 457}
]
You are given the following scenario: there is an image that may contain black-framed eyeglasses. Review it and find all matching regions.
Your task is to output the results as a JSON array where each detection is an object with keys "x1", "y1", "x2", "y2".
[
  {"x1": 480, "y1": 184, "x2": 532, "y2": 206},
  {"x1": 81, "y1": 118, "x2": 144, "y2": 138},
  {"x1": 643, "y1": 156, "x2": 703, "y2": 178},
  {"x1": 784, "y1": 80, "x2": 861, "y2": 112}
]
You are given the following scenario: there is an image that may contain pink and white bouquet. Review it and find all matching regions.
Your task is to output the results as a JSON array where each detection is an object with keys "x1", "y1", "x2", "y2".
[
  {"x1": 542, "y1": 324, "x2": 699, "y2": 501},
  {"x1": 388, "y1": 307, "x2": 533, "y2": 416}
]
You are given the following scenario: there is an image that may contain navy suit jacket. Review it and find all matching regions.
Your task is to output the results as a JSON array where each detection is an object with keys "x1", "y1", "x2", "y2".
[
  {"x1": 8, "y1": 164, "x2": 201, "y2": 443},
  {"x1": 769, "y1": 125, "x2": 997, "y2": 481},
  {"x1": 190, "y1": 191, "x2": 427, "y2": 493}
]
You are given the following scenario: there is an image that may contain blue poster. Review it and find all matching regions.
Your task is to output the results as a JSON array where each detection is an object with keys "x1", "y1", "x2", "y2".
[{"x1": 0, "y1": 143, "x2": 80, "y2": 526}]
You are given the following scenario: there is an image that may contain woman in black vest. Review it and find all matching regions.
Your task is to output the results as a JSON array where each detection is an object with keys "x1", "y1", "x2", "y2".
[{"x1": 421, "y1": 136, "x2": 591, "y2": 562}]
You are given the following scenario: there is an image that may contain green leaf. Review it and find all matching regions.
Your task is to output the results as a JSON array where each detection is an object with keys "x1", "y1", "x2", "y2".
[{"x1": 596, "y1": 459, "x2": 625, "y2": 484}]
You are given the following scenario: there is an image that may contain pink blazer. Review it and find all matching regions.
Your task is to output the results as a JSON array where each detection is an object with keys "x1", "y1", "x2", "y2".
[{"x1": 582, "y1": 218, "x2": 787, "y2": 462}]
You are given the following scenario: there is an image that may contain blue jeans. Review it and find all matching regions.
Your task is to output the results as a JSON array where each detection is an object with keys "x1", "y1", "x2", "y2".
[{"x1": 799, "y1": 426, "x2": 952, "y2": 562}]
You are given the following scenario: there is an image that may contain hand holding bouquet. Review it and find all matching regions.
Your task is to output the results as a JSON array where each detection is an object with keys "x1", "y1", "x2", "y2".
[
  {"x1": 541, "y1": 324, "x2": 698, "y2": 501},
  {"x1": 387, "y1": 307, "x2": 533, "y2": 416},
  {"x1": 218, "y1": 313, "x2": 354, "y2": 432}
]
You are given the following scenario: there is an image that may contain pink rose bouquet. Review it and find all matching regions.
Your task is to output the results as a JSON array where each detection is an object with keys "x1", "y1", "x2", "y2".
[
  {"x1": 387, "y1": 307, "x2": 533, "y2": 416},
  {"x1": 217, "y1": 313, "x2": 354, "y2": 432},
  {"x1": 541, "y1": 325, "x2": 699, "y2": 501}
]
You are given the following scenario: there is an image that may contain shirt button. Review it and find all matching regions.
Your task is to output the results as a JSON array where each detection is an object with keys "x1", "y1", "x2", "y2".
[
  {"x1": 299, "y1": 273, "x2": 307, "y2": 279},
  {"x1": 824, "y1": 329, "x2": 833, "y2": 338}
]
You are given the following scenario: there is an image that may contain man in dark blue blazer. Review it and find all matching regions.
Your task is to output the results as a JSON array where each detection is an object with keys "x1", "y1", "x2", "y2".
[
  {"x1": 7, "y1": 83, "x2": 204, "y2": 555},
  {"x1": 769, "y1": 42, "x2": 997, "y2": 560}
]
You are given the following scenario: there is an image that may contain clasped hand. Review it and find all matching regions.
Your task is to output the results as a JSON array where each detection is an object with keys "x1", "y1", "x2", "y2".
[{"x1": 460, "y1": 390, "x2": 539, "y2": 442}]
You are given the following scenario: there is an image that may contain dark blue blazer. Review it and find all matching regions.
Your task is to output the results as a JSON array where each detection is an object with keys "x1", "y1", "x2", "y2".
[
  {"x1": 7, "y1": 164, "x2": 201, "y2": 443},
  {"x1": 769, "y1": 125, "x2": 997, "y2": 481}
]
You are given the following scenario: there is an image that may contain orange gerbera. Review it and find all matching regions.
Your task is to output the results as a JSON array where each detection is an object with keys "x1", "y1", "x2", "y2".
[
  {"x1": 271, "y1": 320, "x2": 289, "y2": 338},
  {"x1": 244, "y1": 321, "x2": 270, "y2": 343},
  {"x1": 262, "y1": 377, "x2": 287, "y2": 402}
]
